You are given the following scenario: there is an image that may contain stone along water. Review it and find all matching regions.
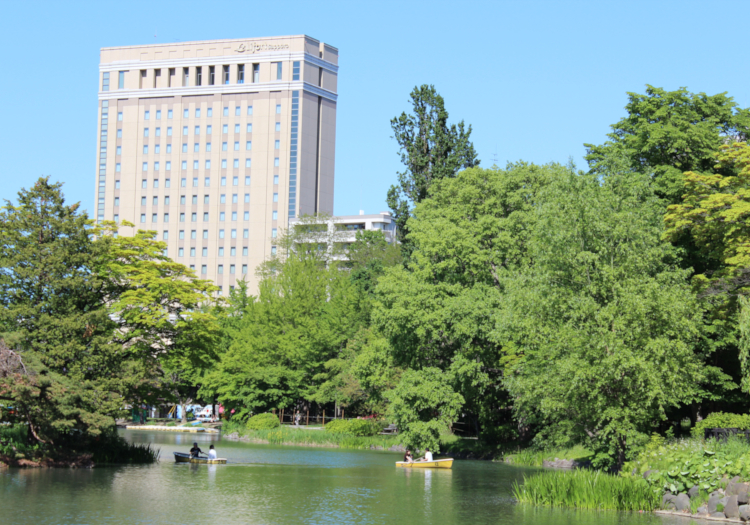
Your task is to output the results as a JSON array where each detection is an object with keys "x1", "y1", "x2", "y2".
[{"x1": 2, "y1": 430, "x2": 685, "y2": 525}]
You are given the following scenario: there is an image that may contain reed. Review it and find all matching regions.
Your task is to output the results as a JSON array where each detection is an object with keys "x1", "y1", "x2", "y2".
[{"x1": 513, "y1": 469, "x2": 659, "y2": 511}]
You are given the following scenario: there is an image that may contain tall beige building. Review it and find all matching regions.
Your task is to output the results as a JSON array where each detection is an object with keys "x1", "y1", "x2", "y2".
[{"x1": 96, "y1": 35, "x2": 338, "y2": 294}]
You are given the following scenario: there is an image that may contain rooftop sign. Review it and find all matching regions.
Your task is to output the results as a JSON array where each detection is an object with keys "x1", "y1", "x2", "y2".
[{"x1": 235, "y1": 42, "x2": 289, "y2": 53}]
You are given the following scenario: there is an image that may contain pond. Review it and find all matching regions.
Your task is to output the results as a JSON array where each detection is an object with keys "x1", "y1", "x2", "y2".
[{"x1": 1, "y1": 429, "x2": 686, "y2": 525}]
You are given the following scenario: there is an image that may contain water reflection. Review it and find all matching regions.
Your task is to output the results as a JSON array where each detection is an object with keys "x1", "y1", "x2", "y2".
[{"x1": 0, "y1": 431, "x2": 676, "y2": 525}]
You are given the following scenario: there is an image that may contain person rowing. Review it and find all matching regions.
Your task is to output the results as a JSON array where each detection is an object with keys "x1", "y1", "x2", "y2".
[
  {"x1": 189, "y1": 442, "x2": 204, "y2": 458},
  {"x1": 416, "y1": 448, "x2": 433, "y2": 462}
]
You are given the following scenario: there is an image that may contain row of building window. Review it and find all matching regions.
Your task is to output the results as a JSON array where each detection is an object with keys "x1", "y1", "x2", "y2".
[
  {"x1": 131, "y1": 158, "x2": 279, "y2": 172},
  {"x1": 116, "y1": 105, "x2": 280, "y2": 122},
  {"x1": 128, "y1": 193, "x2": 262, "y2": 206},
  {"x1": 135, "y1": 211, "x2": 259, "y2": 222},
  {"x1": 116, "y1": 220, "x2": 278, "y2": 241},
  {"x1": 139, "y1": 126, "x2": 280, "y2": 138},
  {"x1": 111, "y1": 175, "x2": 276, "y2": 189},
  {"x1": 103, "y1": 62, "x2": 300, "y2": 91}
]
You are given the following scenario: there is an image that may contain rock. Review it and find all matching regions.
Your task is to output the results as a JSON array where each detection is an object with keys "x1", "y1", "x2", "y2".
[
  {"x1": 741, "y1": 491, "x2": 750, "y2": 505},
  {"x1": 720, "y1": 496, "x2": 730, "y2": 508},
  {"x1": 674, "y1": 493, "x2": 691, "y2": 512},
  {"x1": 695, "y1": 506, "x2": 708, "y2": 516},
  {"x1": 711, "y1": 512, "x2": 728, "y2": 518},
  {"x1": 663, "y1": 493, "x2": 677, "y2": 510},
  {"x1": 708, "y1": 493, "x2": 722, "y2": 514},
  {"x1": 733, "y1": 476, "x2": 742, "y2": 484},
  {"x1": 739, "y1": 504, "x2": 750, "y2": 521},
  {"x1": 726, "y1": 495, "x2": 740, "y2": 518},
  {"x1": 688, "y1": 485, "x2": 700, "y2": 499}
]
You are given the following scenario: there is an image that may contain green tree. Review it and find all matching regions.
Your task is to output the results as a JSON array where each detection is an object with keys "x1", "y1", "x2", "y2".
[
  {"x1": 206, "y1": 253, "x2": 363, "y2": 418},
  {"x1": 664, "y1": 142, "x2": 750, "y2": 292},
  {"x1": 0, "y1": 179, "x2": 120, "y2": 443},
  {"x1": 375, "y1": 164, "x2": 557, "y2": 439},
  {"x1": 388, "y1": 85, "x2": 479, "y2": 246},
  {"x1": 584, "y1": 85, "x2": 750, "y2": 204},
  {"x1": 386, "y1": 367, "x2": 464, "y2": 452},
  {"x1": 503, "y1": 168, "x2": 708, "y2": 468}
]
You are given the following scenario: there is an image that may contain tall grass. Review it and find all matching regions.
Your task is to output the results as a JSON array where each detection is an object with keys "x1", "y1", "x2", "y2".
[
  {"x1": 513, "y1": 469, "x2": 659, "y2": 511},
  {"x1": 506, "y1": 445, "x2": 592, "y2": 467}
]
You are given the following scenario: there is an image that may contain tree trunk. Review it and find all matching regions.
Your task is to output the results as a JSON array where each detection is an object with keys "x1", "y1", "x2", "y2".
[{"x1": 181, "y1": 401, "x2": 188, "y2": 424}]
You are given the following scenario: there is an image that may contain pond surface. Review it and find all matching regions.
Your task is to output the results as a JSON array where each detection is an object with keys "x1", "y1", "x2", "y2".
[{"x1": 1, "y1": 429, "x2": 688, "y2": 525}]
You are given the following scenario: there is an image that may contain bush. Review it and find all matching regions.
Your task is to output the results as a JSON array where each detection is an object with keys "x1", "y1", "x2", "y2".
[
  {"x1": 246, "y1": 413, "x2": 280, "y2": 430},
  {"x1": 691, "y1": 412, "x2": 750, "y2": 438},
  {"x1": 324, "y1": 419, "x2": 382, "y2": 436}
]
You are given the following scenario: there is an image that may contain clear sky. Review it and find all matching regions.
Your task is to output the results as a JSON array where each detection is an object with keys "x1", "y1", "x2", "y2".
[{"x1": 1, "y1": 0, "x2": 749, "y2": 217}]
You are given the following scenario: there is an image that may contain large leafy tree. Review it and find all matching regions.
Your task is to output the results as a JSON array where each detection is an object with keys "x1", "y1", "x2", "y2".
[
  {"x1": 584, "y1": 85, "x2": 750, "y2": 204},
  {"x1": 375, "y1": 164, "x2": 558, "y2": 439},
  {"x1": 206, "y1": 253, "x2": 363, "y2": 418},
  {"x1": 504, "y1": 168, "x2": 708, "y2": 468},
  {"x1": 387, "y1": 85, "x2": 479, "y2": 246}
]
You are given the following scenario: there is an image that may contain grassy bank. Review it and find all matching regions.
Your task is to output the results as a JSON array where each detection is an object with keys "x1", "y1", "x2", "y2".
[
  {"x1": 222, "y1": 421, "x2": 403, "y2": 450},
  {"x1": 505, "y1": 445, "x2": 592, "y2": 467},
  {"x1": 513, "y1": 469, "x2": 659, "y2": 511},
  {"x1": 1, "y1": 423, "x2": 159, "y2": 467}
]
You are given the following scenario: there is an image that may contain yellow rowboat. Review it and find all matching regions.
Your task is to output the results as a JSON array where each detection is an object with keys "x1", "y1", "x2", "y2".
[
  {"x1": 396, "y1": 458, "x2": 453, "y2": 469},
  {"x1": 173, "y1": 452, "x2": 227, "y2": 465}
]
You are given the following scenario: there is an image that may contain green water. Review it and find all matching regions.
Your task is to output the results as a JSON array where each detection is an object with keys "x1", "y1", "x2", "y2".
[{"x1": 1, "y1": 430, "x2": 682, "y2": 525}]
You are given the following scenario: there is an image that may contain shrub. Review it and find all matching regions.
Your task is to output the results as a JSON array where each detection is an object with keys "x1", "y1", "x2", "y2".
[
  {"x1": 246, "y1": 413, "x2": 280, "y2": 430},
  {"x1": 324, "y1": 419, "x2": 350, "y2": 434},
  {"x1": 324, "y1": 419, "x2": 382, "y2": 436},
  {"x1": 691, "y1": 412, "x2": 750, "y2": 438}
]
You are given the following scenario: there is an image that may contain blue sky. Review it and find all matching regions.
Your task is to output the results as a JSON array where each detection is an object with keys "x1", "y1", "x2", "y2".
[{"x1": 1, "y1": 0, "x2": 748, "y2": 217}]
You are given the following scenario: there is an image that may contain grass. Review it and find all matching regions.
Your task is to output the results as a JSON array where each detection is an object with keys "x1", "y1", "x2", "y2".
[
  {"x1": 505, "y1": 445, "x2": 593, "y2": 467},
  {"x1": 513, "y1": 469, "x2": 659, "y2": 511}
]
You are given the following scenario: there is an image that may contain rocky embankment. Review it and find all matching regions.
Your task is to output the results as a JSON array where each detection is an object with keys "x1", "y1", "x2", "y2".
[{"x1": 659, "y1": 476, "x2": 750, "y2": 521}]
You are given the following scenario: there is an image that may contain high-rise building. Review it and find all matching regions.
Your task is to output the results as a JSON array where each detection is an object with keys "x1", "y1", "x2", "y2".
[{"x1": 96, "y1": 35, "x2": 338, "y2": 294}]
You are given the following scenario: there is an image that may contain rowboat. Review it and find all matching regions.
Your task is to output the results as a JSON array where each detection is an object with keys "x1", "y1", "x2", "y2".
[
  {"x1": 173, "y1": 452, "x2": 227, "y2": 465},
  {"x1": 396, "y1": 458, "x2": 453, "y2": 469}
]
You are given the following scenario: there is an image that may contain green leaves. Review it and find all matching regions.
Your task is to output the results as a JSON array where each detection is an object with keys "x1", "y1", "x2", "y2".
[
  {"x1": 504, "y1": 167, "x2": 705, "y2": 468},
  {"x1": 386, "y1": 367, "x2": 464, "y2": 452}
]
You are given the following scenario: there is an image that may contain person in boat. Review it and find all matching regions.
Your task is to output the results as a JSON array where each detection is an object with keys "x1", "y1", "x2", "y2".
[
  {"x1": 189, "y1": 442, "x2": 204, "y2": 458},
  {"x1": 208, "y1": 444, "x2": 217, "y2": 460},
  {"x1": 417, "y1": 448, "x2": 433, "y2": 462},
  {"x1": 403, "y1": 450, "x2": 413, "y2": 463}
]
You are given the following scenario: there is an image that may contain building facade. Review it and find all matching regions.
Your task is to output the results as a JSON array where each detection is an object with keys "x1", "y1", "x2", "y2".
[
  {"x1": 288, "y1": 212, "x2": 397, "y2": 261},
  {"x1": 96, "y1": 35, "x2": 338, "y2": 294}
]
